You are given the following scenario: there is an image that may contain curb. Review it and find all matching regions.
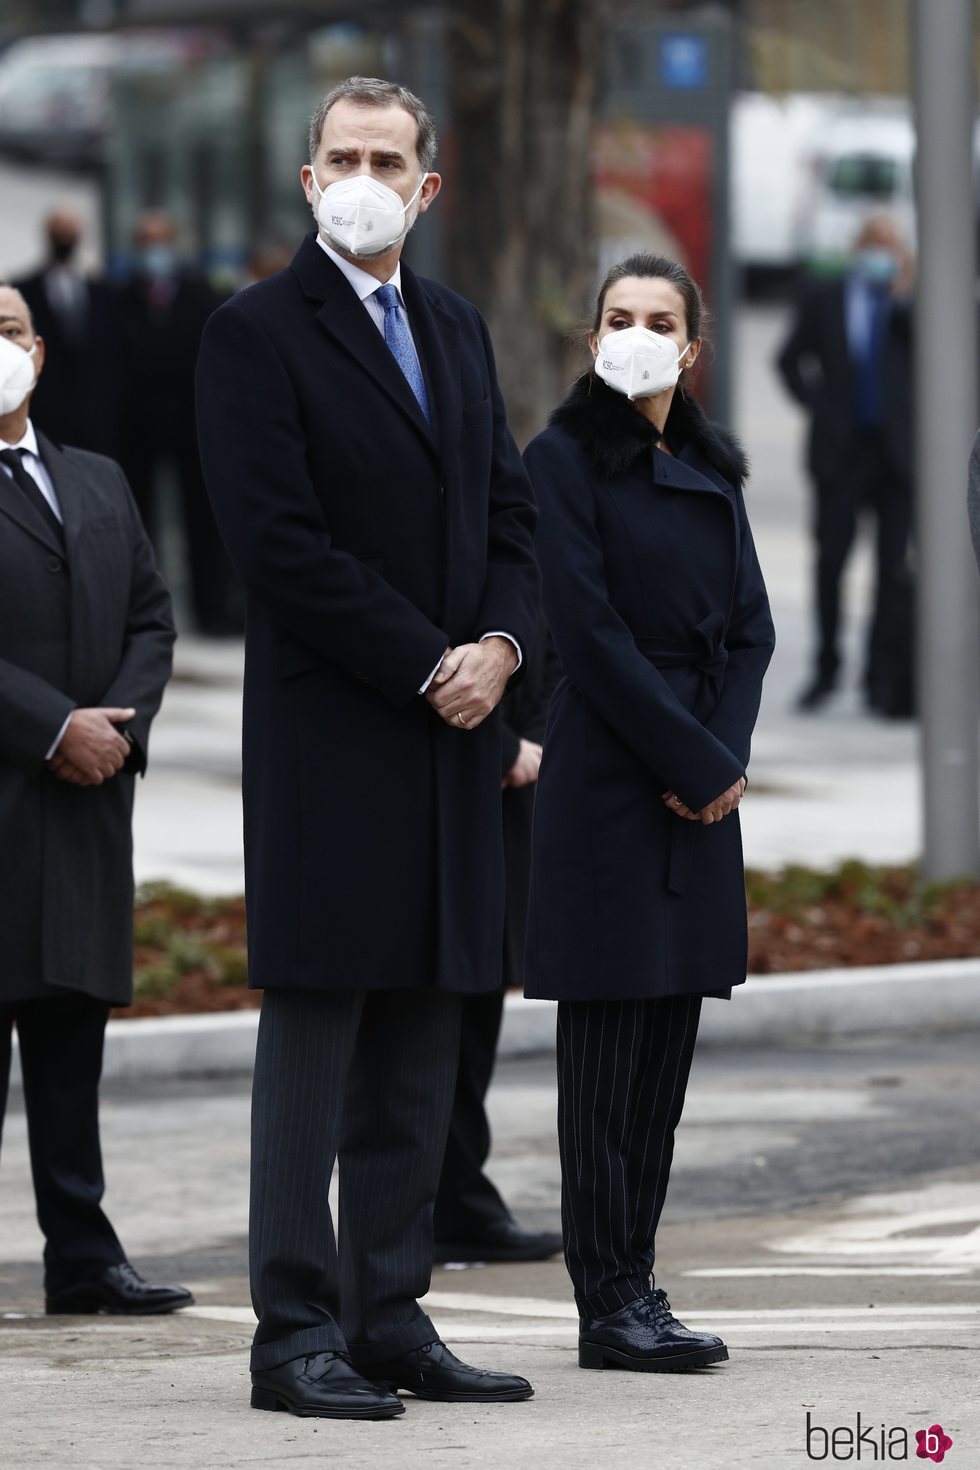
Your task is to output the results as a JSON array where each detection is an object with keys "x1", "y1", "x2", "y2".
[{"x1": 9, "y1": 957, "x2": 980, "y2": 1087}]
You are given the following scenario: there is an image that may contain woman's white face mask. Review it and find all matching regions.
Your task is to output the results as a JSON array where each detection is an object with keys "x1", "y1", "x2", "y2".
[
  {"x1": 309, "y1": 170, "x2": 427, "y2": 259},
  {"x1": 0, "y1": 335, "x2": 39, "y2": 416},
  {"x1": 593, "y1": 326, "x2": 692, "y2": 401}
]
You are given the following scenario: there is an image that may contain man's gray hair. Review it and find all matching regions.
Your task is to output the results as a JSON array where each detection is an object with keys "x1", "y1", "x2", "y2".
[{"x1": 308, "y1": 76, "x2": 437, "y2": 174}]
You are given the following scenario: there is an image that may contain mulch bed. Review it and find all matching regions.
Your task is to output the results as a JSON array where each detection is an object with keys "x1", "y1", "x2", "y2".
[{"x1": 116, "y1": 865, "x2": 980, "y2": 1019}]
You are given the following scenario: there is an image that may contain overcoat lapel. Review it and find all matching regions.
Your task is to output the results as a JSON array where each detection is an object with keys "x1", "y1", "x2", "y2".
[
  {"x1": 400, "y1": 264, "x2": 461, "y2": 472},
  {"x1": 37, "y1": 433, "x2": 86, "y2": 559},
  {"x1": 290, "y1": 234, "x2": 437, "y2": 454}
]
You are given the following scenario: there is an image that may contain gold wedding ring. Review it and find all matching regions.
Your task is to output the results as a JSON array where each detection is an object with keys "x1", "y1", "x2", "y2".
[{"x1": 457, "y1": 710, "x2": 468, "y2": 726}]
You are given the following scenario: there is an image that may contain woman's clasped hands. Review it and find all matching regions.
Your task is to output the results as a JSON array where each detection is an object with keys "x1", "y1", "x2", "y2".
[{"x1": 660, "y1": 776, "x2": 746, "y2": 825}]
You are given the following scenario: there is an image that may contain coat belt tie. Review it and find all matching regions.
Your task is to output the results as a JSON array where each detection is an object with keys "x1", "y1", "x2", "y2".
[{"x1": 635, "y1": 613, "x2": 729, "y2": 895}]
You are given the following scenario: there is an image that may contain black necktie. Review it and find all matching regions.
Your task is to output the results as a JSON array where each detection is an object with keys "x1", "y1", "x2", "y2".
[{"x1": 0, "y1": 448, "x2": 65, "y2": 546}]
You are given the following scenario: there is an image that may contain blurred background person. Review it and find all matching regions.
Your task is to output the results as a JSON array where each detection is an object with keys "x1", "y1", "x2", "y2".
[
  {"x1": 434, "y1": 620, "x2": 563, "y2": 1266},
  {"x1": 14, "y1": 209, "x2": 122, "y2": 458},
  {"x1": 116, "y1": 209, "x2": 240, "y2": 637},
  {"x1": 0, "y1": 283, "x2": 189, "y2": 1317},
  {"x1": 776, "y1": 215, "x2": 915, "y2": 717}
]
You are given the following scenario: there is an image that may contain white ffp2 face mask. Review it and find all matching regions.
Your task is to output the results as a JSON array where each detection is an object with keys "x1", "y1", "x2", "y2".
[
  {"x1": 309, "y1": 170, "x2": 427, "y2": 259},
  {"x1": 0, "y1": 335, "x2": 39, "y2": 416},
  {"x1": 594, "y1": 326, "x2": 692, "y2": 401}
]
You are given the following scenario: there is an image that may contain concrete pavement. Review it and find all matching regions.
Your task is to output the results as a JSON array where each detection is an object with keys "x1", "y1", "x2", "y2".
[{"x1": 3, "y1": 1034, "x2": 979, "y2": 1468}]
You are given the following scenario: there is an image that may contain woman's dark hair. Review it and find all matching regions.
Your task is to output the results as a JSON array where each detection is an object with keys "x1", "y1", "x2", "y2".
[{"x1": 592, "y1": 253, "x2": 707, "y2": 342}]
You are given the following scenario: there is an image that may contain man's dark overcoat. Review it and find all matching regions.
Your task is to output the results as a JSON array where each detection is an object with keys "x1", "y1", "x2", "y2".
[
  {"x1": 194, "y1": 236, "x2": 538, "y2": 996},
  {"x1": 524, "y1": 376, "x2": 775, "y2": 1002},
  {"x1": 0, "y1": 435, "x2": 176, "y2": 1004}
]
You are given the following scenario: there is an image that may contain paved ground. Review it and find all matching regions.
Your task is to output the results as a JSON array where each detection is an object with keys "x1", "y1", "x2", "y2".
[{"x1": 3, "y1": 1032, "x2": 979, "y2": 1468}]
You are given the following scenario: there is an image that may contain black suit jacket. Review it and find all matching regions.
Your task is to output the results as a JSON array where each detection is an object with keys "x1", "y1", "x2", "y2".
[
  {"x1": 116, "y1": 270, "x2": 223, "y2": 450},
  {"x1": 195, "y1": 235, "x2": 539, "y2": 996},
  {"x1": 15, "y1": 269, "x2": 123, "y2": 458},
  {"x1": 775, "y1": 275, "x2": 913, "y2": 484},
  {"x1": 0, "y1": 435, "x2": 175, "y2": 1003}
]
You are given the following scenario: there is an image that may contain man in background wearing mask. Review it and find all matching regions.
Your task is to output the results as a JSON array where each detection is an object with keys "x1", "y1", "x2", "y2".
[
  {"x1": 0, "y1": 284, "x2": 186, "y2": 1317},
  {"x1": 195, "y1": 77, "x2": 538, "y2": 1420},
  {"x1": 776, "y1": 214, "x2": 915, "y2": 715},
  {"x1": 116, "y1": 210, "x2": 238, "y2": 636},
  {"x1": 14, "y1": 210, "x2": 122, "y2": 458}
]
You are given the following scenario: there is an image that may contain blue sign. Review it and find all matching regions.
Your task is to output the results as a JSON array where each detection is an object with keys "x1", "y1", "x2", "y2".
[{"x1": 659, "y1": 33, "x2": 709, "y2": 91}]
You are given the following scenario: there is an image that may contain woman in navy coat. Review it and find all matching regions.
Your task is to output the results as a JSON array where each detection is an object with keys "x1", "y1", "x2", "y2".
[{"x1": 524, "y1": 254, "x2": 774, "y2": 1374}]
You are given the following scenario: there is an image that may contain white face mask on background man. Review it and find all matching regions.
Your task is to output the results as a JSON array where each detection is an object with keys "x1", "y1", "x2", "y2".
[
  {"x1": 0, "y1": 334, "x2": 39, "y2": 417},
  {"x1": 309, "y1": 170, "x2": 427, "y2": 259},
  {"x1": 594, "y1": 325, "x2": 692, "y2": 401}
]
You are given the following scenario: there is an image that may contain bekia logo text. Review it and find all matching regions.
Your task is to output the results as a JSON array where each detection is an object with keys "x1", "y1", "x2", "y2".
[{"x1": 806, "y1": 1413, "x2": 953, "y2": 1462}]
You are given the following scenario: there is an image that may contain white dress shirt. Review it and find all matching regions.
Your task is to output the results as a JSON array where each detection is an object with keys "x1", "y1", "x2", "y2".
[
  {"x1": 0, "y1": 420, "x2": 71, "y2": 758},
  {"x1": 314, "y1": 236, "x2": 522, "y2": 691}
]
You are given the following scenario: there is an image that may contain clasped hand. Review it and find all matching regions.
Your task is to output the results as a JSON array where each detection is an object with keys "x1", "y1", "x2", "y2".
[
  {"x1": 47, "y1": 707, "x2": 135, "y2": 786},
  {"x1": 660, "y1": 776, "x2": 746, "y2": 825},
  {"x1": 425, "y1": 639, "x2": 518, "y2": 730}
]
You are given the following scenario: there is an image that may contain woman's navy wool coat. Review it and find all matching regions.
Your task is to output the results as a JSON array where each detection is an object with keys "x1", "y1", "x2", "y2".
[{"x1": 524, "y1": 374, "x2": 775, "y2": 1002}]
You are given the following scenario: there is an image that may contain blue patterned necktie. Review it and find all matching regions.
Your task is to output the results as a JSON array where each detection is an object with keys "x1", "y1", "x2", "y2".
[{"x1": 374, "y1": 283, "x2": 430, "y2": 422}]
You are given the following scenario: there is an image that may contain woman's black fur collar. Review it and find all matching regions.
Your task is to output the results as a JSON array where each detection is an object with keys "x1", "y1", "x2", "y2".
[{"x1": 549, "y1": 372, "x2": 749, "y2": 488}]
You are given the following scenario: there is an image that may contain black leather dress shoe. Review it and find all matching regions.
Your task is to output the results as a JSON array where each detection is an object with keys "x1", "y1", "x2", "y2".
[
  {"x1": 251, "y1": 1352, "x2": 404, "y2": 1420},
  {"x1": 45, "y1": 1262, "x2": 194, "y2": 1316},
  {"x1": 434, "y1": 1220, "x2": 563, "y2": 1264},
  {"x1": 364, "y1": 1340, "x2": 533, "y2": 1402},
  {"x1": 578, "y1": 1289, "x2": 728, "y2": 1372}
]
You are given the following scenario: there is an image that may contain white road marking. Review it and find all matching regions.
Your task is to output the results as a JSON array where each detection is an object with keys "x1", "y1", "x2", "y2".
[
  {"x1": 685, "y1": 1266, "x2": 969, "y2": 1278},
  {"x1": 181, "y1": 1297, "x2": 980, "y2": 1343},
  {"x1": 774, "y1": 1183, "x2": 980, "y2": 1265}
]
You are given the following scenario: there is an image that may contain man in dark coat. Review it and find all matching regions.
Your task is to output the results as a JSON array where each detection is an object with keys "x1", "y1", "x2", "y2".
[
  {"x1": 116, "y1": 210, "x2": 238, "y2": 636},
  {"x1": 195, "y1": 78, "x2": 539, "y2": 1421},
  {"x1": 776, "y1": 214, "x2": 914, "y2": 714},
  {"x1": 15, "y1": 209, "x2": 122, "y2": 458},
  {"x1": 0, "y1": 284, "x2": 188, "y2": 1316},
  {"x1": 434, "y1": 620, "x2": 563, "y2": 1264}
]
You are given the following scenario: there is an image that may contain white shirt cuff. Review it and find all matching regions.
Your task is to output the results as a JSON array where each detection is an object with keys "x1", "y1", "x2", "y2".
[
  {"x1": 419, "y1": 634, "x2": 522, "y2": 696},
  {"x1": 419, "y1": 654, "x2": 446, "y2": 695},
  {"x1": 480, "y1": 631, "x2": 522, "y2": 671},
  {"x1": 46, "y1": 712, "x2": 73, "y2": 762}
]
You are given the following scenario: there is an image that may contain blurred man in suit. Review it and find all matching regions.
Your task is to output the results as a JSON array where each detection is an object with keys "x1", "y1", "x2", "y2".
[
  {"x1": 434, "y1": 621, "x2": 563, "y2": 1264},
  {"x1": 0, "y1": 284, "x2": 188, "y2": 1315},
  {"x1": 117, "y1": 211, "x2": 239, "y2": 636},
  {"x1": 776, "y1": 215, "x2": 914, "y2": 715},
  {"x1": 196, "y1": 77, "x2": 539, "y2": 1420},
  {"x1": 15, "y1": 210, "x2": 122, "y2": 458}
]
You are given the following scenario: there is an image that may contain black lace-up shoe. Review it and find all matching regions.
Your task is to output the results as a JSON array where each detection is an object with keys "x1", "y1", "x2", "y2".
[
  {"x1": 250, "y1": 1352, "x2": 405, "y2": 1419},
  {"x1": 363, "y1": 1340, "x2": 533, "y2": 1402},
  {"x1": 578, "y1": 1288, "x2": 729, "y2": 1372},
  {"x1": 45, "y1": 1262, "x2": 193, "y2": 1316}
]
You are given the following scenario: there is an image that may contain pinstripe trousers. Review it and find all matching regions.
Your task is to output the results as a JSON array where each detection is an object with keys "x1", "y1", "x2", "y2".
[
  {"x1": 249, "y1": 986, "x2": 462, "y2": 1371},
  {"x1": 556, "y1": 993, "x2": 702, "y2": 1320}
]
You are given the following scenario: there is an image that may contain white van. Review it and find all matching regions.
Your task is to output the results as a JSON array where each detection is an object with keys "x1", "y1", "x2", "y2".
[{"x1": 796, "y1": 108, "x2": 916, "y2": 271}]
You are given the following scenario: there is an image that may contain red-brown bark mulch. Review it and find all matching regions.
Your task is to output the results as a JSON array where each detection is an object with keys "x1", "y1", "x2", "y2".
[{"x1": 115, "y1": 865, "x2": 980, "y2": 1019}]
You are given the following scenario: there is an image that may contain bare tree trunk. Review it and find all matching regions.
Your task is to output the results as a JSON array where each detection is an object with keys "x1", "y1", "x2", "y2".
[{"x1": 445, "y1": 0, "x2": 599, "y2": 446}]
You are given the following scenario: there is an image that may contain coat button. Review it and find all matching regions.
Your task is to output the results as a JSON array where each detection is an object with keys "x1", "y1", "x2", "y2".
[{"x1": 46, "y1": 555, "x2": 64, "y2": 573}]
